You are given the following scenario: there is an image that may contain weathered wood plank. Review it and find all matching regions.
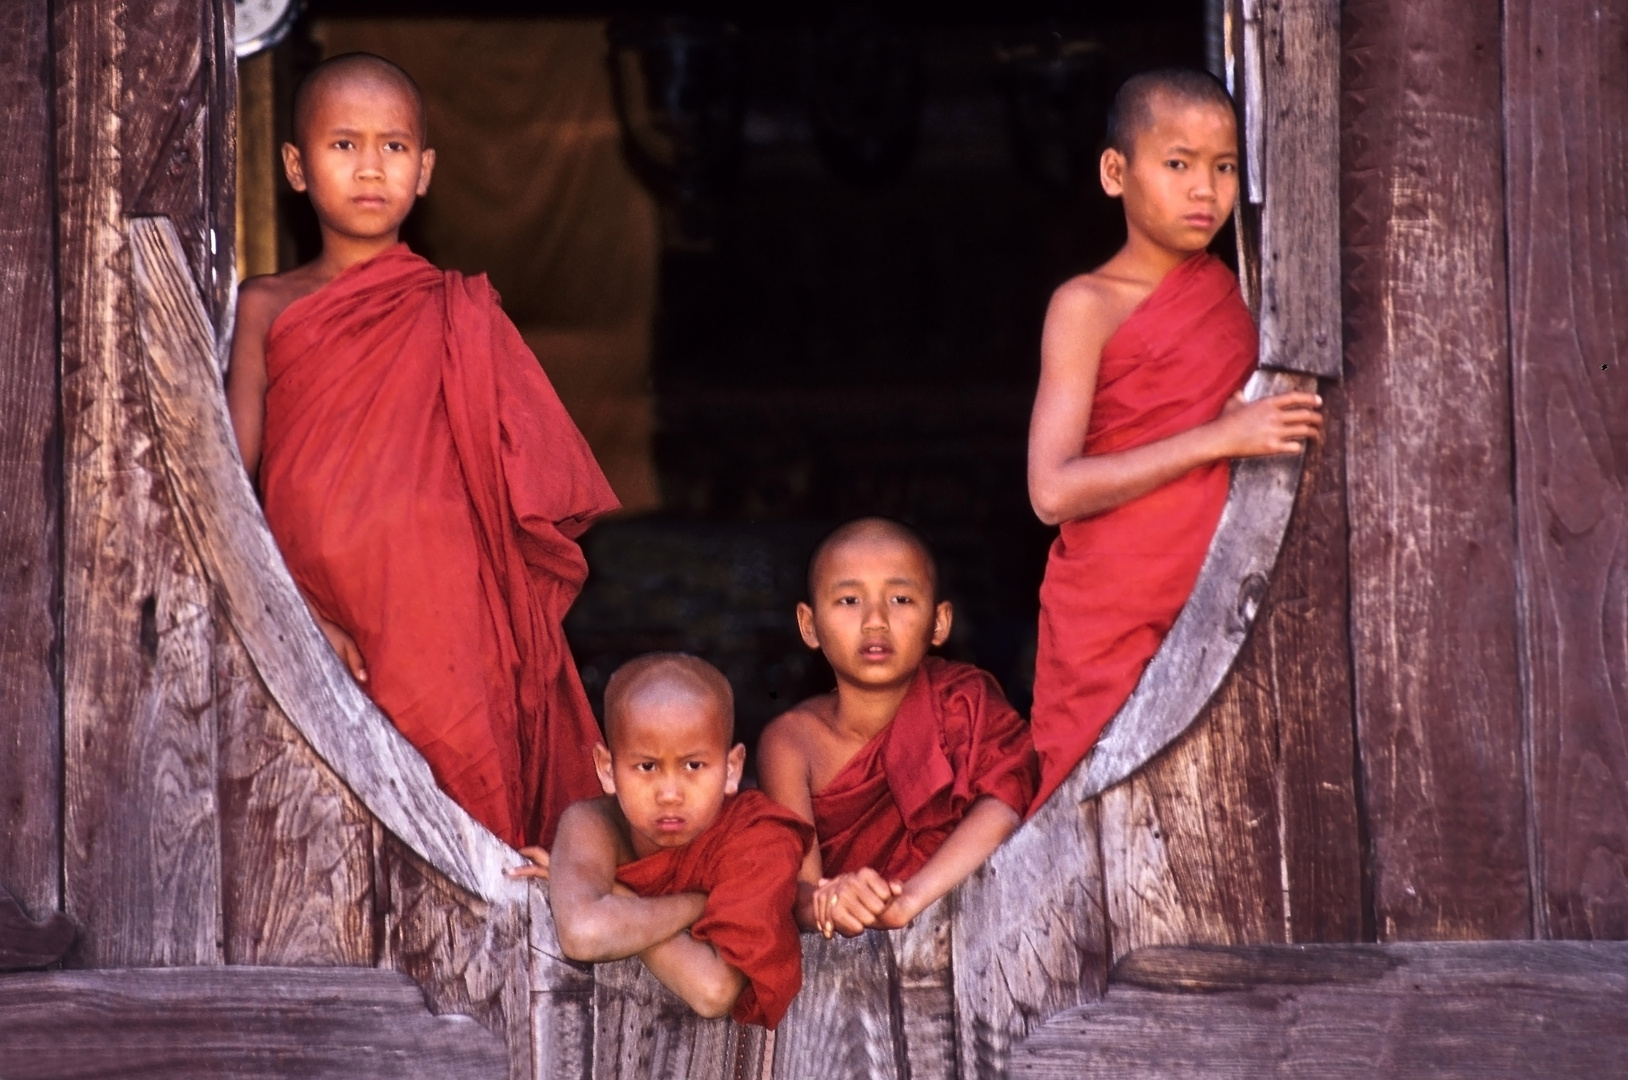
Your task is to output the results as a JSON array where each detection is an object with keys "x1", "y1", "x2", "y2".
[
  {"x1": 56, "y1": 0, "x2": 223, "y2": 968},
  {"x1": 1255, "y1": 0, "x2": 1341, "y2": 378},
  {"x1": 950, "y1": 795, "x2": 1107, "y2": 1080},
  {"x1": 1341, "y1": 0, "x2": 1531, "y2": 940},
  {"x1": 1011, "y1": 942, "x2": 1628, "y2": 1078},
  {"x1": 528, "y1": 886, "x2": 594, "y2": 1080},
  {"x1": 1503, "y1": 0, "x2": 1628, "y2": 941},
  {"x1": 0, "y1": 966, "x2": 508, "y2": 1080},
  {"x1": 216, "y1": 621, "x2": 376, "y2": 966},
  {"x1": 772, "y1": 932, "x2": 900, "y2": 1080},
  {"x1": 0, "y1": 0, "x2": 63, "y2": 921},
  {"x1": 1098, "y1": 647, "x2": 1286, "y2": 962},
  {"x1": 127, "y1": 216, "x2": 524, "y2": 902},
  {"x1": 383, "y1": 835, "x2": 534, "y2": 1080},
  {"x1": 890, "y1": 902, "x2": 956, "y2": 1080},
  {"x1": 0, "y1": 888, "x2": 76, "y2": 972},
  {"x1": 1262, "y1": 384, "x2": 1365, "y2": 942},
  {"x1": 592, "y1": 959, "x2": 763, "y2": 1080}
]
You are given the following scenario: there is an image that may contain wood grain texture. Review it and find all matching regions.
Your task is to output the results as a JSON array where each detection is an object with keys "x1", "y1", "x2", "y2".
[
  {"x1": 1098, "y1": 645, "x2": 1286, "y2": 963},
  {"x1": 1255, "y1": 0, "x2": 1341, "y2": 378},
  {"x1": 772, "y1": 932, "x2": 899, "y2": 1080},
  {"x1": 890, "y1": 903, "x2": 956, "y2": 1080},
  {"x1": 1341, "y1": 0, "x2": 1531, "y2": 941},
  {"x1": 0, "y1": 0, "x2": 63, "y2": 921},
  {"x1": 382, "y1": 835, "x2": 534, "y2": 1080},
  {"x1": 528, "y1": 887, "x2": 595, "y2": 1080},
  {"x1": 0, "y1": 888, "x2": 76, "y2": 971},
  {"x1": 592, "y1": 959, "x2": 764, "y2": 1080},
  {"x1": 1503, "y1": 0, "x2": 1628, "y2": 941},
  {"x1": 0, "y1": 966, "x2": 508, "y2": 1080},
  {"x1": 950, "y1": 795, "x2": 1107, "y2": 1080},
  {"x1": 127, "y1": 216, "x2": 524, "y2": 902},
  {"x1": 216, "y1": 621, "x2": 376, "y2": 966},
  {"x1": 56, "y1": 0, "x2": 223, "y2": 968},
  {"x1": 1010, "y1": 942, "x2": 1628, "y2": 1078}
]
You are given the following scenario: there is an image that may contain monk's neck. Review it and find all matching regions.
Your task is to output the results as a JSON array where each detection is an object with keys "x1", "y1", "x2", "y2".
[
  {"x1": 1113, "y1": 229, "x2": 1205, "y2": 287},
  {"x1": 829, "y1": 677, "x2": 914, "y2": 744},
  {"x1": 312, "y1": 225, "x2": 402, "y2": 282}
]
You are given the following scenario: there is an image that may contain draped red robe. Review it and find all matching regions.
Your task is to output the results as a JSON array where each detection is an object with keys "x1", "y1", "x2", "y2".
[
  {"x1": 259, "y1": 245, "x2": 619, "y2": 849},
  {"x1": 616, "y1": 790, "x2": 814, "y2": 1029},
  {"x1": 1029, "y1": 253, "x2": 1257, "y2": 811},
  {"x1": 813, "y1": 658, "x2": 1038, "y2": 881}
]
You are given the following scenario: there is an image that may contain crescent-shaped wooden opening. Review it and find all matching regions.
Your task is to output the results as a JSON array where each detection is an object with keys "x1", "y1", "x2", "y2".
[{"x1": 127, "y1": 5, "x2": 1337, "y2": 1075}]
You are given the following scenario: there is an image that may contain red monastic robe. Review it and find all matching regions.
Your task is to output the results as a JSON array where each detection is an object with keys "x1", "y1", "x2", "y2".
[
  {"x1": 812, "y1": 658, "x2": 1039, "y2": 881},
  {"x1": 616, "y1": 790, "x2": 814, "y2": 1029},
  {"x1": 259, "y1": 245, "x2": 619, "y2": 850},
  {"x1": 1029, "y1": 253, "x2": 1257, "y2": 811}
]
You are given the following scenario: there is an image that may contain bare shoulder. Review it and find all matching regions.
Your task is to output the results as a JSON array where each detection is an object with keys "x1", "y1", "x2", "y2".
[
  {"x1": 233, "y1": 265, "x2": 328, "y2": 347},
  {"x1": 1049, "y1": 267, "x2": 1151, "y2": 332},
  {"x1": 555, "y1": 796, "x2": 628, "y2": 857},
  {"x1": 760, "y1": 695, "x2": 838, "y2": 759}
]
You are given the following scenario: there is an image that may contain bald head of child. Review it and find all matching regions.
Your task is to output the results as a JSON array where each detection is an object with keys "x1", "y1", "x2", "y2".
[
  {"x1": 594, "y1": 653, "x2": 746, "y2": 856},
  {"x1": 283, "y1": 53, "x2": 435, "y2": 245},
  {"x1": 798, "y1": 518, "x2": 953, "y2": 694},
  {"x1": 1099, "y1": 67, "x2": 1239, "y2": 256}
]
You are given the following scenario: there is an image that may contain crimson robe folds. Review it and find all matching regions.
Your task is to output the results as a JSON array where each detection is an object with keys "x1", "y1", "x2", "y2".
[
  {"x1": 616, "y1": 790, "x2": 815, "y2": 1029},
  {"x1": 813, "y1": 657, "x2": 1039, "y2": 881},
  {"x1": 259, "y1": 245, "x2": 619, "y2": 849},
  {"x1": 1029, "y1": 253, "x2": 1257, "y2": 811}
]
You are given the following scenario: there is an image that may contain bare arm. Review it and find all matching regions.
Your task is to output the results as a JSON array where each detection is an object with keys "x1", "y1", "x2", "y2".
[
  {"x1": 877, "y1": 797, "x2": 1020, "y2": 930},
  {"x1": 637, "y1": 931, "x2": 750, "y2": 1020},
  {"x1": 754, "y1": 719, "x2": 829, "y2": 931},
  {"x1": 1026, "y1": 283, "x2": 1323, "y2": 526},
  {"x1": 548, "y1": 801, "x2": 707, "y2": 963},
  {"x1": 225, "y1": 283, "x2": 274, "y2": 483}
]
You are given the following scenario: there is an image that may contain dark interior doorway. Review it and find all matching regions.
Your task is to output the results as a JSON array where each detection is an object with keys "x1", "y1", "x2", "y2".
[{"x1": 263, "y1": 0, "x2": 1210, "y2": 765}]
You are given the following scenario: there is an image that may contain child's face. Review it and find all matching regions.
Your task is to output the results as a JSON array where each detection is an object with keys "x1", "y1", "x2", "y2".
[
  {"x1": 594, "y1": 697, "x2": 745, "y2": 859},
  {"x1": 1101, "y1": 95, "x2": 1239, "y2": 255},
  {"x1": 797, "y1": 535, "x2": 953, "y2": 693},
  {"x1": 282, "y1": 79, "x2": 434, "y2": 243}
]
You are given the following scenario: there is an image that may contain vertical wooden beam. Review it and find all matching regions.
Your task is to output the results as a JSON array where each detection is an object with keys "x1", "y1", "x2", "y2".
[
  {"x1": 236, "y1": 51, "x2": 278, "y2": 280},
  {"x1": 55, "y1": 0, "x2": 224, "y2": 966},
  {"x1": 0, "y1": 1, "x2": 63, "y2": 922},
  {"x1": 1341, "y1": 0, "x2": 1531, "y2": 940},
  {"x1": 1503, "y1": 0, "x2": 1628, "y2": 940}
]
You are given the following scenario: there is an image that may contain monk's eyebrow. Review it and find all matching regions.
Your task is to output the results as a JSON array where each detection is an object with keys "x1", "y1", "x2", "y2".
[{"x1": 327, "y1": 125, "x2": 416, "y2": 139}]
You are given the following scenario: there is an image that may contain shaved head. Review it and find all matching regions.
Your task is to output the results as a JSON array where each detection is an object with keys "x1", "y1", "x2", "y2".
[
  {"x1": 293, "y1": 52, "x2": 426, "y2": 148},
  {"x1": 602, "y1": 653, "x2": 735, "y2": 750},
  {"x1": 806, "y1": 517, "x2": 939, "y2": 602},
  {"x1": 1105, "y1": 67, "x2": 1235, "y2": 158}
]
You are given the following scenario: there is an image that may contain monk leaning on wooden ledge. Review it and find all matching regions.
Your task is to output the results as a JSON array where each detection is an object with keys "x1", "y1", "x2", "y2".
[
  {"x1": 225, "y1": 53, "x2": 618, "y2": 850},
  {"x1": 509, "y1": 654, "x2": 813, "y2": 1028},
  {"x1": 757, "y1": 518, "x2": 1040, "y2": 938},
  {"x1": 1026, "y1": 68, "x2": 1324, "y2": 810}
]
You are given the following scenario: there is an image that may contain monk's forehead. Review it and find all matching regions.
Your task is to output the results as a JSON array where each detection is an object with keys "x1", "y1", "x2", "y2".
[
  {"x1": 606, "y1": 683, "x2": 733, "y2": 751},
  {"x1": 811, "y1": 525, "x2": 935, "y2": 591},
  {"x1": 297, "y1": 61, "x2": 425, "y2": 141}
]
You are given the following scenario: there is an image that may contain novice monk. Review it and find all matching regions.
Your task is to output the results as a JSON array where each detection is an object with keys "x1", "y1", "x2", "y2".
[
  {"x1": 225, "y1": 54, "x2": 619, "y2": 848},
  {"x1": 758, "y1": 519, "x2": 1038, "y2": 938},
  {"x1": 515, "y1": 654, "x2": 813, "y2": 1027},
  {"x1": 1026, "y1": 68, "x2": 1324, "y2": 810}
]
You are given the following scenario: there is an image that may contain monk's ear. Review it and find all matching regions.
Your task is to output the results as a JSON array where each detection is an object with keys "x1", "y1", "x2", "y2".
[
  {"x1": 282, "y1": 142, "x2": 308, "y2": 192},
  {"x1": 724, "y1": 743, "x2": 746, "y2": 796},
  {"x1": 416, "y1": 147, "x2": 436, "y2": 196},
  {"x1": 931, "y1": 600, "x2": 954, "y2": 648},
  {"x1": 1100, "y1": 147, "x2": 1126, "y2": 198},
  {"x1": 592, "y1": 742, "x2": 616, "y2": 796},
  {"x1": 795, "y1": 602, "x2": 821, "y2": 650}
]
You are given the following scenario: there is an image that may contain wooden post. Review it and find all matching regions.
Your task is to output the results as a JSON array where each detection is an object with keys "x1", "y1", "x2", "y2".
[
  {"x1": 0, "y1": 0, "x2": 64, "y2": 925},
  {"x1": 1342, "y1": 0, "x2": 1532, "y2": 941},
  {"x1": 1503, "y1": 0, "x2": 1628, "y2": 940}
]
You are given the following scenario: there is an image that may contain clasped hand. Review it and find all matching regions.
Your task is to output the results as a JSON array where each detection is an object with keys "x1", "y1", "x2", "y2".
[
  {"x1": 812, "y1": 868, "x2": 916, "y2": 938},
  {"x1": 1209, "y1": 389, "x2": 1325, "y2": 458}
]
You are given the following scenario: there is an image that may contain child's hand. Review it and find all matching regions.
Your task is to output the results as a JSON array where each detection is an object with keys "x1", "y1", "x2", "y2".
[
  {"x1": 316, "y1": 614, "x2": 368, "y2": 685},
  {"x1": 505, "y1": 846, "x2": 550, "y2": 880},
  {"x1": 1210, "y1": 390, "x2": 1324, "y2": 459},
  {"x1": 813, "y1": 870, "x2": 903, "y2": 938},
  {"x1": 873, "y1": 883, "x2": 926, "y2": 931}
]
